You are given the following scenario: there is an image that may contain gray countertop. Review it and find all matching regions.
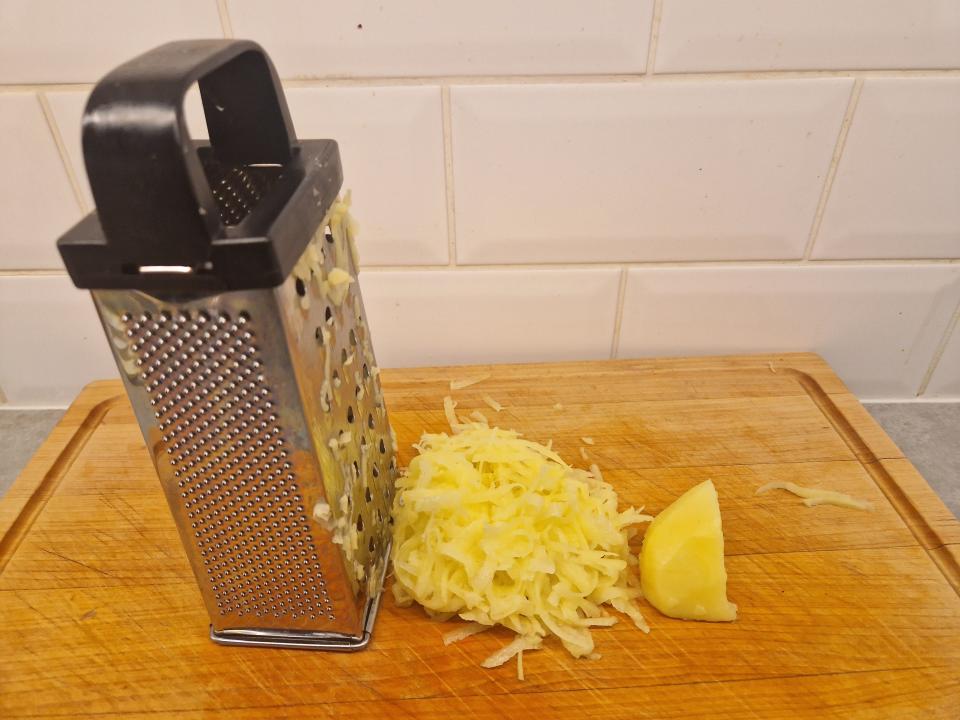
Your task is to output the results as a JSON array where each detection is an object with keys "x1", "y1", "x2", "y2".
[{"x1": 1, "y1": 404, "x2": 958, "y2": 517}]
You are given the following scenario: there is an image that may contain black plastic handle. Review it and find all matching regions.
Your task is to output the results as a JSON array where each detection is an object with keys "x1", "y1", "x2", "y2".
[{"x1": 82, "y1": 39, "x2": 298, "y2": 268}]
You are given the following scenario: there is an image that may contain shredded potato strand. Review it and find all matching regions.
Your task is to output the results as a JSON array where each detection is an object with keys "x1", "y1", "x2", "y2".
[
  {"x1": 442, "y1": 622, "x2": 492, "y2": 646},
  {"x1": 756, "y1": 481, "x2": 874, "y2": 511},
  {"x1": 450, "y1": 375, "x2": 490, "y2": 390},
  {"x1": 391, "y1": 423, "x2": 652, "y2": 660}
]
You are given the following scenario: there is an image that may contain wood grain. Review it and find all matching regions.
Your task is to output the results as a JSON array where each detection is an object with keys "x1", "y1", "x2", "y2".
[{"x1": 1, "y1": 352, "x2": 958, "y2": 719}]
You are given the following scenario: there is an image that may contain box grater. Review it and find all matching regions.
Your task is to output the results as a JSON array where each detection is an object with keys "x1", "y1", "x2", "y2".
[{"x1": 57, "y1": 40, "x2": 397, "y2": 650}]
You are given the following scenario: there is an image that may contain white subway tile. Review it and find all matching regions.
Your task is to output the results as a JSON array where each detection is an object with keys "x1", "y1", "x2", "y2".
[
  {"x1": 451, "y1": 80, "x2": 850, "y2": 264},
  {"x1": 48, "y1": 86, "x2": 448, "y2": 266},
  {"x1": 0, "y1": 276, "x2": 116, "y2": 407},
  {"x1": 814, "y1": 79, "x2": 960, "y2": 260},
  {"x1": 0, "y1": 0, "x2": 223, "y2": 83},
  {"x1": 284, "y1": 87, "x2": 448, "y2": 265},
  {"x1": 227, "y1": 0, "x2": 652, "y2": 78},
  {"x1": 359, "y1": 268, "x2": 620, "y2": 368},
  {"x1": 618, "y1": 265, "x2": 960, "y2": 398},
  {"x1": 0, "y1": 93, "x2": 81, "y2": 270},
  {"x1": 925, "y1": 318, "x2": 960, "y2": 398},
  {"x1": 656, "y1": 0, "x2": 960, "y2": 72}
]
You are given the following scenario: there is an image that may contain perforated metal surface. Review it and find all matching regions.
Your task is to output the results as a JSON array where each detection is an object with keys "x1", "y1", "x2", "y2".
[
  {"x1": 91, "y1": 206, "x2": 397, "y2": 646},
  {"x1": 203, "y1": 159, "x2": 280, "y2": 226},
  {"x1": 122, "y1": 308, "x2": 334, "y2": 622}
]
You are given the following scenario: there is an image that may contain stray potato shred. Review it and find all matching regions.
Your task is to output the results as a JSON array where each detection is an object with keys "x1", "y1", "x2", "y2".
[{"x1": 756, "y1": 481, "x2": 874, "y2": 511}]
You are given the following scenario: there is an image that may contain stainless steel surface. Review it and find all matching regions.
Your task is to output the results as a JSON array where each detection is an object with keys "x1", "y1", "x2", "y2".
[
  {"x1": 209, "y1": 547, "x2": 388, "y2": 651},
  {"x1": 89, "y1": 216, "x2": 397, "y2": 647}
]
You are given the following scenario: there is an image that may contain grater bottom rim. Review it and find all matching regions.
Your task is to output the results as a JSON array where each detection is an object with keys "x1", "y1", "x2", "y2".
[{"x1": 208, "y1": 543, "x2": 390, "y2": 652}]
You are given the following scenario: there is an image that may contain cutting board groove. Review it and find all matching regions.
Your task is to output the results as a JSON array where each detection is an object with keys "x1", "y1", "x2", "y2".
[
  {"x1": 0, "y1": 396, "x2": 121, "y2": 575},
  {"x1": 2, "y1": 353, "x2": 958, "y2": 719},
  {"x1": 786, "y1": 368, "x2": 960, "y2": 591}
]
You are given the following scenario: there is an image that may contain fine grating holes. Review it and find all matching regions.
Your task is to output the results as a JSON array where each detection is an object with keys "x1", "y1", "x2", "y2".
[{"x1": 122, "y1": 307, "x2": 335, "y2": 622}]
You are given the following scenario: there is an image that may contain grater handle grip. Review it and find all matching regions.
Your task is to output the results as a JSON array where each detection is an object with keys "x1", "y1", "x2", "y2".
[{"x1": 81, "y1": 39, "x2": 297, "y2": 268}]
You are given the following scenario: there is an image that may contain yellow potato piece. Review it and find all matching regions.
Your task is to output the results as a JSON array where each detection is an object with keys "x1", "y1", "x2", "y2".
[{"x1": 640, "y1": 479, "x2": 737, "y2": 622}]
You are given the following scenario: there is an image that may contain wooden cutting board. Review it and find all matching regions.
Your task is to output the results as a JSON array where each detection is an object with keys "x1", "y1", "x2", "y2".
[{"x1": 1, "y1": 353, "x2": 958, "y2": 719}]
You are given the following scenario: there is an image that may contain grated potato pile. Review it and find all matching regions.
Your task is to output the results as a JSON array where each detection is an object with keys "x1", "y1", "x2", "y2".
[{"x1": 390, "y1": 399, "x2": 652, "y2": 666}]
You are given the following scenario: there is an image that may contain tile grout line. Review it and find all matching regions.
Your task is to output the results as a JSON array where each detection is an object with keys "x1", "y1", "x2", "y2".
[
  {"x1": 644, "y1": 0, "x2": 663, "y2": 75},
  {"x1": 440, "y1": 86, "x2": 458, "y2": 267},
  {"x1": 216, "y1": 0, "x2": 235, "y2": 38},
  {"x1": 609, "y1": 267, "x2": 629, "y2": 359},
  {"x1": 2, "y1": 258, "x2": 959, "y2": 277},
  {"x1": 36, "y1": 91, "x2": 88, "y2": 214},
  {"x1": 801, "y1": 77, "x2": 863, "y2": 261},
  {"x1": 916, "y1": 298, "x2": 960, "y2": 397},
  {"x1": 2, "y1": 69, "x2": 960, "y2": 93}
]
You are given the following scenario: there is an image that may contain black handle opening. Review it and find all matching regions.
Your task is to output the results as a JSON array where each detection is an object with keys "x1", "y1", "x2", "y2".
[{"x1": 82, "y1": 39, "x2": 298, "y2": 269}]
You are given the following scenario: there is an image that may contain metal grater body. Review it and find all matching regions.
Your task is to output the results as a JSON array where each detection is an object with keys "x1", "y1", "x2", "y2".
[{"x1": 92, "y1": 218, "x2": 396, "y2": 650}]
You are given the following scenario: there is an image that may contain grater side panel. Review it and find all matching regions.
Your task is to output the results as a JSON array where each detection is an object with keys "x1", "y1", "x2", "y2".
[
  {"x1": 276, "y1": 216, "x2": 398, "y2": 621},
  {"x1": 92, "y1": 288, "x2": 363, "y2": 636}
]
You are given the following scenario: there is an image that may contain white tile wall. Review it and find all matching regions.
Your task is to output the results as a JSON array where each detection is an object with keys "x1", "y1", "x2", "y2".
[
  {"x1": 1, "y1": 2, "x2": 959, "y2": 406},
  {"x1": 451, "y1": 80, "x2": 852, "y2": 264},
  {"x1": 48, "y1": 86, "x2": 449, "y2": 265},
  {"x1": 360, "y1": 269, "x2": 621, "y2": 368},
  {"x1": 228, "y1": 0, "x2": 653, "y2": 78},
  {"x1": 0, "y1": 0, "x2": 224, "y2": 83},
  {"x1": 925, "y1": 315, "x2": 960, "y2": 398},
  {"x1": 0, "y1": 276, "x2": 116, "y2": 407},
  {"x1": 813, "y1": 79, "x2": 960, "y2": 260},
  {"x1": 618, "y1": 265, "x2": 960, "y2": 398},
  {"x1": 284, "y1": 87, "x2": 448, "y2": 265},
  {"x1": 0, "y1": 93, "x2": 82, "y2": 269},
  {"x1": 656, "y1": 0, "x2": 960, "y2": 73}
]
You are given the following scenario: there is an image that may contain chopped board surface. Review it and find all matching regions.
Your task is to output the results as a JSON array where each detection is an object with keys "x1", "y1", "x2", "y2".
[{"x1": 1, "y1": 353, "x2": 958, "y2": 718}]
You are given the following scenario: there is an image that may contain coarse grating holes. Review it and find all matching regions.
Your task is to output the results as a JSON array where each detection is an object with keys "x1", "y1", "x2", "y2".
[
  {"x1": 122, "y1": 308, "x2": 335, "y2": 622},
  {"x1": 349, "y1": 329, "x2": 357, "y2": 347},
  {"x1": 324, "y1": 306, "x2": 333, "y2": 324},
  {"x1": 346, "y1": 406, "x2": 354, "y2": 424},
  {"x1": 295, "y1": 277, "x2": 306, "y2": 297},
  {"x1": 315, "y1": 327, "x2": 324, "y2": 345}
]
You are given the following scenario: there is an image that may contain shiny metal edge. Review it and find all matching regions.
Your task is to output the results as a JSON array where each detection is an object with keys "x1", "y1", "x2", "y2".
[{"x1": 209, "y1": 541, "x2": 390, "y2": 651}]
